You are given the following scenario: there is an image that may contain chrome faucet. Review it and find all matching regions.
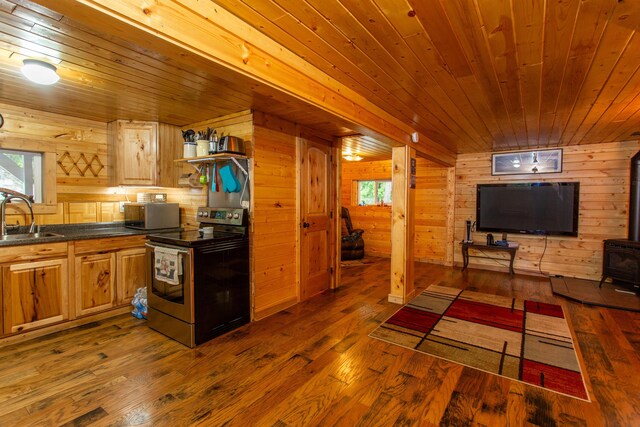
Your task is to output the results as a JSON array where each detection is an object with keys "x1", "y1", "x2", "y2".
[{"x1": 0, "y1": 189, "x2": 36, "y2": 236}]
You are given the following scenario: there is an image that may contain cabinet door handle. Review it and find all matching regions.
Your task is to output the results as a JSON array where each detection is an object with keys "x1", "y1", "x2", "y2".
[{"x1": 302, "y1": 222, "x2": 310, "y2": 228}]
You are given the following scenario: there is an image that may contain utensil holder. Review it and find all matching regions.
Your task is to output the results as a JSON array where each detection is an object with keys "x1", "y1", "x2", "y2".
[
  {"x1": 183, "y1": 142, "x2": 196, "y2": 158},
  {"x1": 196, "y1": 140, "x2": 209, "y2": 157}
]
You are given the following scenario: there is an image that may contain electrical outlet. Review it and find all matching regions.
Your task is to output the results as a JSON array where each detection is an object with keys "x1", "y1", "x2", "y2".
[{"x1": 119, "y1": 201, "x2": 126, "y2": 213}]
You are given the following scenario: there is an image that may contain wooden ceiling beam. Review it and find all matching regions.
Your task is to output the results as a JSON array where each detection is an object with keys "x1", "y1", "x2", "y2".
[
  {"x1": 31, "y1": 0, "x2": 455, "y2": 166},
  {"x1": 219, "y1": 0, "x2": 466, "y2": 152}
]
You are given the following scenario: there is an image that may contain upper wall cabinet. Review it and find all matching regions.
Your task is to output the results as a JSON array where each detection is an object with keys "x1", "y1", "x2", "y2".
[{"x1": 108, "y1": 121, "x2": 181, "y2": 187}]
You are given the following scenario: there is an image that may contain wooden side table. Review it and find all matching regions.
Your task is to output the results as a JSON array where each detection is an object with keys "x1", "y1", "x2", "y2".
[{"x1": 461, "y1": 242, "x2": 519, "y2": 276}]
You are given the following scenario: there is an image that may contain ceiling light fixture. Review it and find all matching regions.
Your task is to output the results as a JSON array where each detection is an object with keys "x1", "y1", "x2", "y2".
[
  {"x1": 343, "y1": 153, "x2": 363, "y2": 161},
  {"x1": 21, "y1": 59, "x2": 60, "y2": 85}
]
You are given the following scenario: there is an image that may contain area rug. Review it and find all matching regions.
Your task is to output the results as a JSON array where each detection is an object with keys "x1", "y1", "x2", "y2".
[{"x1": 370, "y1": 285, "x2": 590, "y2": 401}]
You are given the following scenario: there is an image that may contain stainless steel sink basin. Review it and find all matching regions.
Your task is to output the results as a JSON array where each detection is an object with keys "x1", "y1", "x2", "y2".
[{"x1": 0, "y1": 232, "x2": 63, "y2": 241}]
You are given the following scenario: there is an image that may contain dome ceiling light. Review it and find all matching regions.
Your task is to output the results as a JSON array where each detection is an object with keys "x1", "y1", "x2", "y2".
[
  {"x1": 343, "y1": 154, "x2": 363, "y2": 161},
  {"x1": 342, "y1": 148, "x2": 363, "y2": 161},
  {"x1": 21, "y1": 59, "x2": 60, "y2": 85}
]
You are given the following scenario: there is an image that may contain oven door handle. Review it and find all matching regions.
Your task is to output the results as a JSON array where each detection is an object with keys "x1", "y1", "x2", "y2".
[{"x1": 145, "y1": 243, "x2": 191, "y2": 255}]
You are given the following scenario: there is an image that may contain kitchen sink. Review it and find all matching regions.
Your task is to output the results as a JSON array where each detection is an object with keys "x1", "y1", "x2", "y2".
[{"x1": 0, "y1": 232, "x2": 64, "y2": 241}]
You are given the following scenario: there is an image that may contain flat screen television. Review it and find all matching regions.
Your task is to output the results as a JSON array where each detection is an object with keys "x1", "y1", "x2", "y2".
[{"x1": 476, "y1": 182, "x2": 580, "y2": 236}]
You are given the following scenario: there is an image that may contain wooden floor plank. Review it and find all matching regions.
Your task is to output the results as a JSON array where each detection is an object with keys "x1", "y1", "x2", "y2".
[{"x1": 0, "y1": 259, "x2": 637, "y2": 426}]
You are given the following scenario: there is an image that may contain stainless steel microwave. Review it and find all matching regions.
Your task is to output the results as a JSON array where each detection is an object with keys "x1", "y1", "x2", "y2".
[{"x1": 124, "y1": 202, "x2": 180, "y2": 230}]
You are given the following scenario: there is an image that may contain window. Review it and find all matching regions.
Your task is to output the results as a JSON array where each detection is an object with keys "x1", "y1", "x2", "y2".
[
  {"x1": 0, "y1": 149, "x2": 43, "y2": 202},
  {"x1": 358, "y1": 180, "x2": 392, "y2": 206},
  {"x1": 0, "y1": 139, "x2": 56, "y2": 213}
]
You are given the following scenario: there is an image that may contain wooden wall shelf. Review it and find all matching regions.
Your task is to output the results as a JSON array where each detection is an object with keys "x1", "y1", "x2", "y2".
[
  {"x1": 176, "y1": 154, "x2": 249, "y2": 177},
  {"x1": 174, "y1": 153, "x2": 248, "y2": 163}
]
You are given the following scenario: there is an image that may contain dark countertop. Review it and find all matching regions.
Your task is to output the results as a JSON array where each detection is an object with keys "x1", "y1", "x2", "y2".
[{"x1": 0, "y1": 222, "x2": 182, "y2": 247}]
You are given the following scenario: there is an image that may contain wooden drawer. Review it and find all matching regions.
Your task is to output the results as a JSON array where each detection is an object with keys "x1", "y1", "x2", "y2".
[
  {"x1": 73, "y1": 235, "x2": 146, "y2": 254},
  {"x1": 0, "y1": 242, "x2": 68, "y2": 264}
]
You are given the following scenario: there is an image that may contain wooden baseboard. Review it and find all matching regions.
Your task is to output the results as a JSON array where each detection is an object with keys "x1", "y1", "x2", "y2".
[
  {"x1": 0, "y1": 306, "x2": 131, "y2": 348},
  {"x1": 387, "y1": 294, "x2": 404, "y2": 304},
  {"x1": 453, "y1": 261, "x2": 559, "y2": 279},
  {"x1": 415, "y1": 257, "x2": 449, "y2": 266},
  {"x1": 254, "y1": 296, "x2": 298, "y2": 321}
]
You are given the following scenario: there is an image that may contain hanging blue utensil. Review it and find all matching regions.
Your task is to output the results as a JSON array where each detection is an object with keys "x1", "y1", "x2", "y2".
[{"x1": 219, "y1": 163, "x2": 241, "y2": 192}]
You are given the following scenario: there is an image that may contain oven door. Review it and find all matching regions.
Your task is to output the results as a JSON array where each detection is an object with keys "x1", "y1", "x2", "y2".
[{"x1": 146, "y1": 243, "x2": 194, "y2": 322}]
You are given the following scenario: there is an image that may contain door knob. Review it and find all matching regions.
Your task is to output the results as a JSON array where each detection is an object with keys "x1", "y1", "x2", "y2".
[{"x1": 302, "y1": 222, "x2": 310, "y2": 228}]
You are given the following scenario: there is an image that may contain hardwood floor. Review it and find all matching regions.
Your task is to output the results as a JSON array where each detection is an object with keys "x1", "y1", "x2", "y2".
[{"x1": 0, "y1": 259, "x2": 638, "y2": 426}]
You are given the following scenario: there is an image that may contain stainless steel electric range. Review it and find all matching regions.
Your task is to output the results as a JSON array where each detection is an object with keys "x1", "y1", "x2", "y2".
[{"x1": 145, "y1": 207, "x2": 250, "y2": 347}]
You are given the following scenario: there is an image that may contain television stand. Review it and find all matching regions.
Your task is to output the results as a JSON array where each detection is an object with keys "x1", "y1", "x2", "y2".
[{"x1": 461, "y1": 242, "x2": 519, "y2": 276}]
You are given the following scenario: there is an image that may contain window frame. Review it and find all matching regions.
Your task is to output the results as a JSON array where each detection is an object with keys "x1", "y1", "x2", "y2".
[
  {"x1": 356, "y1": 179, "x2": 392, "y2": 206},
  {"x1": 0, "y1": 138, "x2": 57, "y2": 214}
]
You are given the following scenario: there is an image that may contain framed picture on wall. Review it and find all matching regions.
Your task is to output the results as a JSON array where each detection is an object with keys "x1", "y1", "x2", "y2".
[{"x1": 491, "y1": 148, "x2": 563, "y2": 176}]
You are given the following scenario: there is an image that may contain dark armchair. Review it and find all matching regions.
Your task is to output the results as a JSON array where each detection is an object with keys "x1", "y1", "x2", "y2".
[{"x1": 341, "y1": 207, "x2": 365, "y2": 260}]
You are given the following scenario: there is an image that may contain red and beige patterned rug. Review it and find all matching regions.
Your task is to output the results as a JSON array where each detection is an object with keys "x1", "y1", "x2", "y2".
[{"x1": 370, "y1": 285, "x2": 590, "y2": 401}]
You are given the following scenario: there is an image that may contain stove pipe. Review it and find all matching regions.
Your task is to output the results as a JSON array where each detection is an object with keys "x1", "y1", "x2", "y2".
[{"x1": 630, "y1": 151, "x2": 640, "y2": 241}]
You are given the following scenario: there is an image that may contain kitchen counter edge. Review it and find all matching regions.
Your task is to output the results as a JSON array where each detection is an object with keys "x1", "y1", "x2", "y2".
[{"x1": 0, "y1": 223, "x2": 182, "y2": 247}]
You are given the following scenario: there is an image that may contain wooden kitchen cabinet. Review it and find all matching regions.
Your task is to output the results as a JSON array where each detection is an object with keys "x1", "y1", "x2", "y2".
[
  {"x1": 75, "y1": 252, "x2": 117, "y2": 317},
  {"x1": 0, "y1": 237, "x2": 146, "y2": 341},
  {"x1": 116, "y1": 247, "x2": 146, "y2": 305},
  {"x1": 73, "y1": 236, "x2": 147, "y2": 316},
  {"x1": 108, "y1": 120, "x2": 181, "y2": 187},
  {"x1": 2, "y1": 258, "x2": 68, "y2": 335},
  {"x1": 108, "y1": 120, "x2": 157, "y2": 186}
]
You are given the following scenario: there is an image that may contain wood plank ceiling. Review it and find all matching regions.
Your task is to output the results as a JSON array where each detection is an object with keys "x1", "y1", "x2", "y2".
[
  {"x1": 216, "y1": 0, "x2": 640, "y2": 155},
  {"x1": 0, "y1": 0, "x2": 639, "y2": 158},
  {"x1": 0, "y1": 0, "x2": 356, "y2": 137}
]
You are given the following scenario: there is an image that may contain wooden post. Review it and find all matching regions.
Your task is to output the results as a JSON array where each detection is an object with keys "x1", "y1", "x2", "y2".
[
  {"x1": 444, "y1": 167, "x2": 456, "y2": 266},
  {"x1": 389, "y1": 146, "x2": 416, "y2": 304},
  {"x1": 331, "y1": 137, "x2": 342, "y2": 289}
]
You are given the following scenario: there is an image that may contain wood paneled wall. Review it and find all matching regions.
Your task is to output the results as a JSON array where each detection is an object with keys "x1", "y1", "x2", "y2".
[
  {"x1": 187, "y1": 110, "x2": 301, "y2": 320},
  {"x1": 251, "y1": 112, "x2": 298, "y2": 320},
  {"x1": 414, "y1": 158, "x2": 454, "y2": 265},
  {"x1": 0, "y1": 103, "x2": 303, "y2": 321},
  {"x1": 341, "y1": 160, "x2": 393, "y2": 257},
  {"x1": 454, "y1": 141, "x2": 640, "y2": 279},
  {"x1": 0, "y1": 102, "x2": 203, "y2": 226},
  {"x1": 341, "y1": 158, "x2": 452, "y2": 264}
]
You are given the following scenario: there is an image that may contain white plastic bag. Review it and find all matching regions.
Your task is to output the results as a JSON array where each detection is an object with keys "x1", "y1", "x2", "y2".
[{"x1": 131, "y1": 287, "x2": 148, "y2": 319}]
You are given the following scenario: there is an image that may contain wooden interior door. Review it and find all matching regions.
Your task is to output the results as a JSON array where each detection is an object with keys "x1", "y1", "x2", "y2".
[{"x1": 300, "y1": 136, "x2": 332, "y2": 301}]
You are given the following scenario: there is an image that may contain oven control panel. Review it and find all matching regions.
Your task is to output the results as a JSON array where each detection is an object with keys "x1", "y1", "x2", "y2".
[{"x1": 197, "y1": 207, "x2": 246, "y2": 226}]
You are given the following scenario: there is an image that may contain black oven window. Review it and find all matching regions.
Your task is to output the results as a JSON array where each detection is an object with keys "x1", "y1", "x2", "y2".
[
  {"x1": 151, "y1": 253, "x2": 185, "y2": 303},
  {"x1": 152, "y1": 281, "x2": 184, "y2": 303}
]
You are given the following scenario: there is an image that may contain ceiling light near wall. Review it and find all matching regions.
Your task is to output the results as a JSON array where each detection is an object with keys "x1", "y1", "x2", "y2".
[
  {"x1": 21, "y1": 59, "x2": 60, "y2": 85},
  {"x1": 343, "y1": 153, "x2": 363, "y2": 161},
  {"x1": 342, "y1": 147, "x2": 363, "y2": 161}
]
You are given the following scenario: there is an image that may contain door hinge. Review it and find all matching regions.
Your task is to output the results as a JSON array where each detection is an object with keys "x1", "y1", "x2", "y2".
[
  {"x1": 330, "y1": 211, "x2": 333, "y2": 219},
  {"x1": 330, "y1": 267, "x2": 334, "y2": 275}
]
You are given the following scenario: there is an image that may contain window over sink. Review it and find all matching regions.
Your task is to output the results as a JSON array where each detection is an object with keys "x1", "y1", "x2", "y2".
[
  {"x1": 0, "y1": 138, "x2": 57, "y2": 214},
  {"x1": 0, "y1": 148, "x2": 43, "y2": 202}
]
